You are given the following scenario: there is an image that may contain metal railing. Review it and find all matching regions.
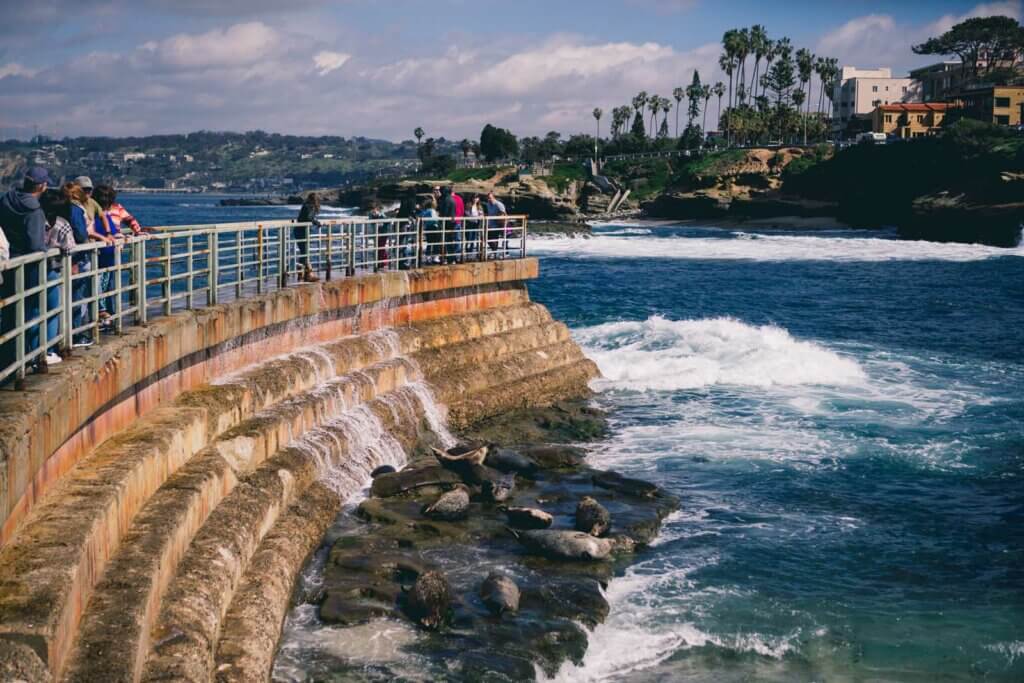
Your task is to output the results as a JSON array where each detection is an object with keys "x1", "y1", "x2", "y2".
[{"x1": 0, "y1": 214, "x2": 528, "y2": 388}]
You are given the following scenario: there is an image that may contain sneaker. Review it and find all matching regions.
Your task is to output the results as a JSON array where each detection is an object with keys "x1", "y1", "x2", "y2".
[
  {"x1": 73, "y1": 335, "x2": 94, "y2": 348},
  {"x1": 45, "y1": 352, "x2": 63, "y2": 365}
]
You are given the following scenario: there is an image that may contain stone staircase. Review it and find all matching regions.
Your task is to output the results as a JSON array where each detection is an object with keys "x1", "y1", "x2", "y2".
[{"x1": 0, "y1": 301, "x2": 597, "y2": 682}]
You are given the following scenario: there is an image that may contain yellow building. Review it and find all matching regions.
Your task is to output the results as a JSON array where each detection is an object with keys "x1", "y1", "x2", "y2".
[
  {"x1": 958, "y1": 86, "x2": 1024, "y2": 126},
  {"x1": 872, "y1": 103, "x2": 956, "y2": 138}
]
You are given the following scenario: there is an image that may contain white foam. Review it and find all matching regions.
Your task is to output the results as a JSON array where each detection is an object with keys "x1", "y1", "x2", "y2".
[
  {"x1": 530, "y1": 232, "x2": 1024, "y2": 262},
  {"x1": 576, "y1": 316, "x2": 866, "y2": 392}
]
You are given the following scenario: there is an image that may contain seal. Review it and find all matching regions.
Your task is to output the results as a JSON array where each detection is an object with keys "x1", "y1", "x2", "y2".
[
  {"x1": 511, "y1": 529, "x2": 613, "y2": 561},
  {"x1": 423, "y1": 486, "x2": 471, "y2": 521},
  {"x1": 485, "y1": 448, "x2": 539, "y2": 475},
  {"x1": 504, "y1": 507, "x2": 553, "y2": 529},
  {"x1": 404, "y1": 571, "x2": 451, "y2": 630},
  {"x1": 479, "y1": 572, "x2": 520, "y2": 616},
  {"x1": 482, "y1": 471, "x2": 516, "y2": 503},
  {"x1": 575, "y1": 496, "x2": 611, "y2": 536},
  {"x1": 370, "y1": 465, "x2": 396, "y2": 478}
]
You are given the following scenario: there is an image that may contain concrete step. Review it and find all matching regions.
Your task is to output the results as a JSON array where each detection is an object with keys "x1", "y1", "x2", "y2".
[{"x1": 60, "y1": 359, "x2": 419, "y2": 683}]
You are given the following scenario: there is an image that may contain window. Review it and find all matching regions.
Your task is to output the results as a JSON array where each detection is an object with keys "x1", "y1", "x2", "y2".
[
  {"x1": 885, "y1": 86, "x2": 889, "y2": 91},
  {"x1": 902, "y1": 86, "x2": 908, "y2": 93},
  {"x1": 885, "y1": 114, "x2": 893, "y2": 123},
  {"x1": 872, "y1": 85, "x2": 879, "y2": 92},
  {"x1": 995, "y1": 97, "x2": 1011, "y2": 108},
  {"x1": 917, "y1": 115, "x2": 924, "y2": 123},
  {"x1": 872, "y1": 99, "x2": 881, "y2": 107},
  {"x1": 995, "y1": 114, "x2": 1010, "y2": 125}
]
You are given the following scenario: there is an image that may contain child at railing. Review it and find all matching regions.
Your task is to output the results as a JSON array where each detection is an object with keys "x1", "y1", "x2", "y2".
[{"x1": 92, "y1": 185, "x2": 125, "y2": 327}]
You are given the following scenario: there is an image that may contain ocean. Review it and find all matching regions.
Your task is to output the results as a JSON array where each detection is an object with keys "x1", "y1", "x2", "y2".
[{"x1": 127, "y1": 194, "x2": 1024, "y2": 681}]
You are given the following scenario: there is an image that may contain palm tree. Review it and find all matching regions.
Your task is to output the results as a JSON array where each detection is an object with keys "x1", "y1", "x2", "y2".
[
  {"x1": 648, "y1": 95, "x2": 661, "y2": 140},
  {"x1": 592, "y1": 108, "x2": 603, "y2": 158},
  {"x1": 796, "y1": 48, "x2": 814, "y2": 142},
  {"x1": 736, "y1": 28, "x2": 751, "y2": 104},
  {"x1": 673, "y1": 87, "x2": 685, "y2": 138},
  {"x1": 460, "y1": 138, "x2": 471, "y2": 160},
  {"x1": 414, "y1": 127, "x2": 425, "y2": 145},
  {"x1": 700, "y1": 85, "x2": 713, "y2": 142},
  {"x1": 748, "y1": 25, "x2": 768, "y2": 98},
  {"x1": 791, "y1": 89, "x2": 806, "y2": 144},
  {"x1": 631, "y1": 92, "x2": 648, "y2": 136},
  {"x1": 712, "y1": 82, "x2": 726, "y2": 135},
  {"x1": 759, "y1": 38, "x2": 776, "y2": 99}
]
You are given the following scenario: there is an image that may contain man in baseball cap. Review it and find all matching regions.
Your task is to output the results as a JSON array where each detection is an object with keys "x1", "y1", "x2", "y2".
[
  {"x1": 73, "y1": 175, "x2": 111, "y2": 236},
  {"x1": 1, "y1": 167, "x2": 49, "y2": 257}
]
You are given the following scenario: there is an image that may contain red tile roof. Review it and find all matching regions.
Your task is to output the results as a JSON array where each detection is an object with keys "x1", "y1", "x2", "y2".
[{"x1": 876, "y1": 103, "x2": 957, "y2": 112}]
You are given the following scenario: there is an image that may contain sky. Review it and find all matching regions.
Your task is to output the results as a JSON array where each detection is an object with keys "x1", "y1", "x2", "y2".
[{"x1": 0, "y1": 0, "x2": 1019, "y2": 142}]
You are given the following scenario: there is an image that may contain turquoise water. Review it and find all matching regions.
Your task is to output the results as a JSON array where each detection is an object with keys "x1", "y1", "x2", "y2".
[
  {"x1": 128, "y1": 195, "x2": 1024, "y2": 681},
  {"x1": 529, "y1": 225, "x2": 1024, "y2": 681}
]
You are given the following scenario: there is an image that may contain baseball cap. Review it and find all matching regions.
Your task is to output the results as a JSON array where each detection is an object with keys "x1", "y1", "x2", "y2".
[
  {"x1": 74, "y1": 175, "x2": 93, "y2": 190},
  {"x1": 25, "y1": 167, "x2": 51, "y2": 186}
]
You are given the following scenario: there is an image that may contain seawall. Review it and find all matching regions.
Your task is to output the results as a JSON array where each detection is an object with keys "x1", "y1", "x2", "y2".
[{"x1": 0, "y1": 259, "x2": 598, "y2": 681}]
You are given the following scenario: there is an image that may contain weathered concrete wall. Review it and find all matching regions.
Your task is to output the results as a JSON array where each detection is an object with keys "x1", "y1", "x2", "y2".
[
  {"x1": 0, "y1": 258, "x2": 600, "y2": 682},
  {"x1": 0, "y1": 259, "x2": 537, "y2": 546}
]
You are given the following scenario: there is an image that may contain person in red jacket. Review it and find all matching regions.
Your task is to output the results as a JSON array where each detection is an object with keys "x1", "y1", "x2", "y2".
[{"x1": 451, "y1": 188, "x2": 465, "y2": 262}]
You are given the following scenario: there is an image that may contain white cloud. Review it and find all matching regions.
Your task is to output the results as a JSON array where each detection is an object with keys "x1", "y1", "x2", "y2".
[
  {"x1": 0, "y1": 63, "x2": 37, "y2": 80},
  {"x1": 142, "y1": 21, "x2": 280, "y2": 69},
  {"x1": 313, "y1": 50, "x2": 351, "y2": 76}
]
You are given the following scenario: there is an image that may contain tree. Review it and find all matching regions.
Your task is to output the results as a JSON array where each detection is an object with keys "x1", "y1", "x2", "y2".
[
  {"x1": 748, "y1": 25, "x2": 769, "y2": 98},
  {"x1": 712, "y1": 82, "x2": 726, "y2": 133},
  {"x1": 672, "y1": 87, "x2": 685, "y2": 138},
  {"x1": 795, "y1": 48, "x2": 815, "y2": 144},
  {"x1": 414, "y1": 127, "x2": 425, "y2": 146},
  {"x1": 736, "y1": 28, "x2": 751, "y2": 104},
  {"x1": 592, "y1": 108, "x2": 603, "y2": 158},
  {"x1": 686, "y1": 71, "x2": 703, "y2": 128},
  {"x1": 647, "y1": 95, "x2": 661, "y2": 139},
  {"x1": 479, "y1": 124, "x2": 518, "y2": 161},
  {"x1": 631, "y1": 92, "x2": 648, "y2": 137},
  {"x1": 913, "y1": 15, "x2": 1024, "y2": 82},
  {"x1": 701, "y1": 85, "x2": 713, "y2": 140},
  {"x1": 763, "y1": 42, "x2": 795, "y2": 139},
  {"x1": 460, "y1": 138, "x2": 471, "y2": 160}
]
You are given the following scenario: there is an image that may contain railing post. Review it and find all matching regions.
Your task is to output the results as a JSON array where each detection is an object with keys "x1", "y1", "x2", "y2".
[
  {"x1": 415, "y1": 218, "x2": 423, "y2": 269},
  {"x1": 256, "y1": 225, "x2": 264, "y2": 295},
  {"x1": 136, "y1": 239, "x2": 147, "y2": 326},
  {"x1": 209, "y1": 230, "x2": 219, "y2": 305},
  {"x1": 481, "y1": 217, "x2": 488, "y2": 262},
  {"x1": 346, "y1": 224, "x2": 355, "y2": 277},
  {"x1": 113, "y1": 242, "x2": 123, "y2": 334},
  {"x1": 522, "y1": 216, "x2": 528, "y2": 257},
  {"x1": 161, "y1": 237, "x2": 171, "y2": 317},
  {"x1": 279, "y1": 225, "x2": 288, "y2": 289},
  {"x1": 61, "y1": 252, "x2": 73, "y2": 355},
  {"x1": 14, "y1": 265, "x2": 25, "y2": 388},
  {"x1": 325, "y1": 226, "x2": 333, "y2": 281}
]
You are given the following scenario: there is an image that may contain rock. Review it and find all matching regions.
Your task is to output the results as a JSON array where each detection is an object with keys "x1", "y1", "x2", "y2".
[
  {"x1": 405, "y1": 571, "x2": 451, "y2": 630},
  {"x1": 591, "y1": 470, "x2": 661, "y2": 499},
  {"x1": 479, "y1": 572, "x2": 520, "y2": 616},
  {"x1": 370, "y1": 465, "x2": 396, "y2": 478},
  {"x1": 319, "y1": 596, "x2": 394, "y2": 626},
  {"x1": 485, "y1": 447, "x2": 539, "y2": 475},
  {"x1": 370, "y1": 465, "x2": 463, "y2": 498},
  {"x1": 513, "y1": 530, "x2": 612, "y2": 562},
  {"x1": 520, "y1": 445, "x2": 585, "y2": 470},
  {"x1": 422, "y1": 486, "x2": 470, "y2": 521},
  {"x1": 481, "y1": 471, "x2": 516, "y2": 503},
  {"x1": 575, "y1": 496, "x2": 611, "y2": 536},
  {"x1": 608, "y1": 534, "x2": 637, "y2": 554},
  {"x1": 504, "y1": 507, "x2": 553, "y2": 530}
]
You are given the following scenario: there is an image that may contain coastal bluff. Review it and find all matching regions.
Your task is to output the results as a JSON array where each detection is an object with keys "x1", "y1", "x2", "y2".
[{"x1": 0, "y1": 259, "x2": 598, "y2": 682}]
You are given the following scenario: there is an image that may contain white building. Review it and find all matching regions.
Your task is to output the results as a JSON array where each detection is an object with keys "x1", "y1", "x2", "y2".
[
  {"x1": 833, "y1": 67, "x2": 922, "y2": 131},
  {"x1": 123, "y1": 152, "x2": 147, "y2": 162}
]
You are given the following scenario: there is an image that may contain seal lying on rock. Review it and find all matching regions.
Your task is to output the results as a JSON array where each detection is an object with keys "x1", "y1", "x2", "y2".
[
  {"x1": 371, "y1": 465, "x2": 396, "y2": 478},
  {"x1": 480, "y1": 572, "x2": 520, "y2": 616},
  {"x1": 575, "y1": 496, "x2": 611, "y2": 536},
  {"x1": 433, "y1": 444, "x2": 488, "y2": 468},
  {"x1": 485, "y1": 448, "x2": 539, "y2": 475},
  {"x1": 512, "y1": 529, "x2": 613, "y2": 561},
  {"x1": 405, "y1": 571, "x2": 451, "y2": 630},
  {"x1": 423, "y1": 486, "x2": 471, "y2": 521},
  {"x1": 482, "y1": 472, "x2": 516, "y2": 503},
  {"x1": 504, "y1": 507, "x2": 553, "y2": 529}
]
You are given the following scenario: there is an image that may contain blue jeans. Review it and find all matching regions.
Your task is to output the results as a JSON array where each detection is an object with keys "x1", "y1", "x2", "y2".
[
  {"x1": 25, "y1": 268, "x2": 61, "y2": 356},
  {"x1": 72, "y1": 260, "x2": 92, "y2": 336}
]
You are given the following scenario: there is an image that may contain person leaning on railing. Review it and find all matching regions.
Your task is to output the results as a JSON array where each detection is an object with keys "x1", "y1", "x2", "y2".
[
  {"x1": 0, "y1": 167, "x2": 64, "y2": 373},
  {"x1": 293, "y1": 193, "x2": 320, "y2": 283}
]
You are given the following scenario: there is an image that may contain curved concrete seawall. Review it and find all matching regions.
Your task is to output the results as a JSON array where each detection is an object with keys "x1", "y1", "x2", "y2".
[{"x1": 0, "y1": 258, "x2": 599, "y2": 681}]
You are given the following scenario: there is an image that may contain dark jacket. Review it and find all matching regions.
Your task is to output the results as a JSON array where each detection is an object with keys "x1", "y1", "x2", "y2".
[
  {"x1": 0, "y1": 188, "x2": 47, "y2": 256},
  {"x1": 440, "y1": 192, "x2": 457, "y2": 220}
]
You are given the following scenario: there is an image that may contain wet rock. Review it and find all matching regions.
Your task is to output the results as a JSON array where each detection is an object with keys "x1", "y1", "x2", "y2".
[
  {"x1": 525, "y1": 578, "x2": 610, "y2": 628},
  {"x1": 520, "y1": 445, "x2": 585, "y2": 470},
  {"x1": 481, "y1": 471, "x2": 516, "y2": 503},
  {"x1": 370, "y1": 465, "x2": 463, "y2": 498},
  {"x1": 457, "y1": 649, "x2": 536, "y2": 682},
  {"x1": 575, "y1": 496, "x2": 611, "y2": 536},
  {"x1": 513, "y1": 529, "x2": 612, "y2": 561},
  {"x1": 433, "y1": 444, "x2": 488, "y2": 479},
  {"x1": 404, "y1": 571, "x2": 451, "y2": 630},
  {"x1": 608, "y1": 534, "x2": 637, "y2": 554},
  {"x1": 370, "y1": 464, "x2": 396, "y2": 478},
  {"x1": 591, "y1": 470, "x2": 661, "y2": 499},
  {"x1": 480, "y1": 572, "x2": 520, "y2": 616},
  {"x1": 422, "y1": 486, "x2": 470, "y2": 521},
  {"x1": 504, "y1": 507, "x2": 553, "y2": 529},
  {"x1": 319, "y1": 596, "x2": 394, "y2": 626},
  {"x1": 485, "y1": 447, "x2": 539, "y2": 475}
]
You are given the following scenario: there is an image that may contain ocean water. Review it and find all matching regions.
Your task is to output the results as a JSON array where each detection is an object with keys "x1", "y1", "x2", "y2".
[
  {"x1": 529, "y1": 224, "x2": 1024, "y2": 682},
  {"x1": 124, "y1": 195, "x2": 1024, "y2": 681}
]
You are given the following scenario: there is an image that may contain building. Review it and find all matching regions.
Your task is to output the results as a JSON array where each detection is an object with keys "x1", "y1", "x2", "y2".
[
  {"x1": 957, "y1": 85, "x2": 1024, "y2": 126},
  {"x1": 909, "y1": 61, "x2": 964, "y2": 102},
  {"x1": 833, "y1": 67, "x2": 922, "y2": 132},
  {"x1": 871, "y1": 103, "x2": 956, "y2": 138}
]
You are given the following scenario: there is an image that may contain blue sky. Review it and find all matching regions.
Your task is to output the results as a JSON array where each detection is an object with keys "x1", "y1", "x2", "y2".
[{"x1": 0, "y1": 0, "x2": 1019, "y2": 141}]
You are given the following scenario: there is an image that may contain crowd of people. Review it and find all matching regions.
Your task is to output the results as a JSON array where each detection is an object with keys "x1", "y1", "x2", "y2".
[{"x1": 0, "y1": 167, "x2": 148, "y2": 377}]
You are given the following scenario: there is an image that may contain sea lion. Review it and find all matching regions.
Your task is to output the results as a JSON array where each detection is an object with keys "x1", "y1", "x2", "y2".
[
  {"x1": 480, "y1": 572, "x2": 520, "y2": 616},
  {"x1": 422, "y1": 486, "x2": 471, "y2": 521},
  {"x1": 432, "y1": 444, "x2": 488, "y2": 467},
  {"x1": 482, "y1": 471, "x2": 516, "y2": 503},
  {"x1": 404, "y1": 571, "x2": 451, "y2": 630},
  {"x1": 504, "y1": 507, "x2": 553, "y2": 529},
  {"x1": 512, "y1": 529, "x2": 613, "y2": 561},
  {"x1": 575, "y1": 496, "x2": 611, "y2": 536},
  {"x1": 485, "y1": 448, "x2": 539, "y2": 475},
  {"x1": 370, "y1": 464, "x2": 396, "y2": 478}
]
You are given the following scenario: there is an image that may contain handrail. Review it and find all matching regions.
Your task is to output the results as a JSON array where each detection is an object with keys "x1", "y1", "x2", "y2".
[{"x1": 0, "y1": 214, "x2": 528, "y2": 389}]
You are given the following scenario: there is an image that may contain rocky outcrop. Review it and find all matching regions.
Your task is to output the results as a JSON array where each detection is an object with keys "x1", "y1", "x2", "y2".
[{"x1": 902, "y1": 191, "x2": 1023, "y2": 247}]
